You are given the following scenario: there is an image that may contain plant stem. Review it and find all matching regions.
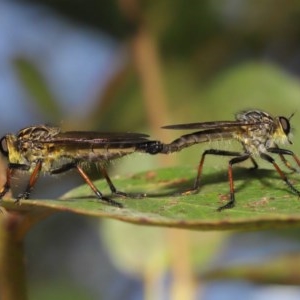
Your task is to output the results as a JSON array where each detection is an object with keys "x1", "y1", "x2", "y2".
[{"x1": 0, "y1": 212, "x2": 28, "y2": 300}]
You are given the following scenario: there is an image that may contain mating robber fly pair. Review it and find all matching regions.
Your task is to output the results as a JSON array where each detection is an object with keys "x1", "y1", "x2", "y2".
[{"x1": 0, "y1": 109, "x2": 299, "y2": 211}]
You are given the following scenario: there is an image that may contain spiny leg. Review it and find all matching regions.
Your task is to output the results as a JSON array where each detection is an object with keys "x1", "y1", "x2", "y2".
[
  {"x1": 0, "y1": 168, "x2": 14, "y2": 199},
  {"x1": 99, "y1": 166, "x2": 127, "y2": 197},
  {"x1": 268, "y1": 147, "x2": 300, "y2": 172},
  {"x1": 186, "y1": 149, "x2": 244, "y2": 195},
  {"x1": 99, "y1": 166, "x2": 145, "y2": 198},
  {"x1": 260, "y1": 152, "x2": 300, "y2": 196},
  {"x1": 51, "y1": 163, "x2": 122, "y2": 207},
  {"x1": 279, "y1": 154, "x2": 297, "y2": 172},
  {"x1": 75, "y1": 165, "x2": 123, "y2": 208},
  {"x1": 217, "y1": 154, "x2": 250, "y2": 212},
  {"x1": 16, "y1": 160, "x2": 43, "y2": 203},
  {"x1": 52, "y1": 163, "x2": 128, "y2": 198}
]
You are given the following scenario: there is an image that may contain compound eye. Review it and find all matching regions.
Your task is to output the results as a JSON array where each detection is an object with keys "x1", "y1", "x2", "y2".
[
  {"x1": 279, "y1": 116, "x2": 291, "y2": 135},
  {"x1": 0, "y1": 136, "x2": 8, "y2": 157}
]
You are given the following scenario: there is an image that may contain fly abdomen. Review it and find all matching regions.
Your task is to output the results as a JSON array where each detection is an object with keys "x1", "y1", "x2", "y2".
[
  {"x1": 161, "y1": 130, "x2": 233, "y2": 154},
  {"x1": 160, "y1": 133, "x2": 206, "y2": 153}
]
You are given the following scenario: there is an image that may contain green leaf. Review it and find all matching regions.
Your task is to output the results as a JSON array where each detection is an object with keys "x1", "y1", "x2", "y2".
[
  {"x1": 13, "y1": 58, "x2": 62, "y2": 120},
  {"x1": 2, "y1": 166, "x2": 300, "y2": 231}
]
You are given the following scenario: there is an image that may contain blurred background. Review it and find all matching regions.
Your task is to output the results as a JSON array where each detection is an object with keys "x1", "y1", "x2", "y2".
[{"x1": 2, "y1": 0, "x2": 300, "y2": 299}]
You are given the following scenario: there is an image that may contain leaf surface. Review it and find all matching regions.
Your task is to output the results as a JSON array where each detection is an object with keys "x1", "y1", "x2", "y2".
[{"x1": 2, "y1": 166, "x2": 300, "y2": 231}]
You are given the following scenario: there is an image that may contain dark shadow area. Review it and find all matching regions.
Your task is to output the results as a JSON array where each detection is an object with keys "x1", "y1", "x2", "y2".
[
  {"x1": 144, "y1": 166, "x2": 299, "y2": 198},
  {"x1": 61, "y1": 166, "x2": 300, "y2": 205}
]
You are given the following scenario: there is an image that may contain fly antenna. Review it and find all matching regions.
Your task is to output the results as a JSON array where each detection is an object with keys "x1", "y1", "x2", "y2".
[{"x1": 289, "y1": 111, "x2": 296, "y2": 120}]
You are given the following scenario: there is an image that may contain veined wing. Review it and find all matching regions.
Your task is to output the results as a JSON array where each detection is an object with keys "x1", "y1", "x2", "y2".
[
  {"x1": 162, "y1": 120, "x2": 264, "y2": 130},
  {"x1": 43, "y1": 131, "x2": 151, "y2": 145}
]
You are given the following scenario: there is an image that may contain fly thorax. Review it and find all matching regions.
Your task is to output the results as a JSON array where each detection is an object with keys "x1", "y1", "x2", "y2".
[
  {"x1": 236, "y1": 110, "x2": 277, "y2": 155},
  {"x1": 239, "y1": 126, "x2": 272, "y2": 155},
  {"x1": 17, "y1": 139, "x2": 47, "y2": 160},
  {"x1": 242, "y1": 138, "x2": 267, "y2": 155},
  {"x1": 16, "y1": 125, "x2": 61, "y2": 162}
]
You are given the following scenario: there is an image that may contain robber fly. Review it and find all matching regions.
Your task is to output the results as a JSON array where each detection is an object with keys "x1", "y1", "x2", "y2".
[
  {"x1": 159, "y1": 110, "x2": 300, "y2": 211},
  {"x1": 0, "y1": 125, "x2": 162, "y2": 207}
]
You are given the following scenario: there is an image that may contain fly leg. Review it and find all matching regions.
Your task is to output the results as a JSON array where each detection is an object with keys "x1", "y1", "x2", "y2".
[
  {"x1": 268, "y1": 146, "x2": 300, "y2": 172},
  {"x1": 248, "y1": 157, "x2": 258, "y2": 170},
  {"x1": 242, "y1": 145, "x2": 258, "y2": 170},
  {"x1": 262, "y1": 151, "x2": 300, "y2": 196},
  {"x1": 51, "y1": 163, "x2": 123, "y2": 208},
  {"x1": 16, "y1": 160, "x2": 43, "y2": 203},
  {"x1": 0, "y1": 167, "x2": 15, "y2": 199},
  {"x1": 99, "y1": 166, "x2": 145, "y2": 199},
  {"x1": 186, "y1": 149, "x2": 244, "y2": 194},
  {"x1": 279, "y1": 154, "x2": 297, "y2": 172},
  {"x1": 183, "y1": 149, "x2": 250, "y2": 211},
  {"x1": 76, "y1": 166, "x2": 123, "y2": 207},
  {"x1": 217, "y1": 154, "x2": 250, "y2": 211},
  {"x1": 99, "y1": 166, "x2": 126, "y2": 197}
]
